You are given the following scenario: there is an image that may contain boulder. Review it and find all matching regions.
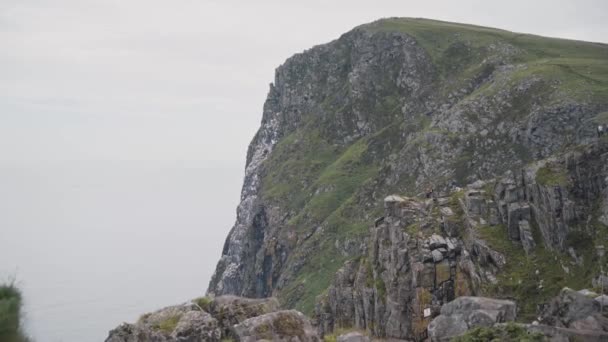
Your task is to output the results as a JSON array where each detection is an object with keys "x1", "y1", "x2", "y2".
[
  {"x1": 578, "y1": 289, "x2": 599, "y2": 297},
  {"x1": 431, "y1": 249, "x2": 444, "y2": 263},
  {"x1": 539, "y1": 288, "x2": 601, "y2": 328},
  {"x1": 105, "y1": 303, "x2": 222, "y2": 342},
  {"x1": 428, "y1": 297, "x2": 516, "y2": 341},
  {"x1": 593, "y1": 275, "x2": 608, "y2": 290},
  {"x1": 595, "y1": 295, "x2": 608, "y2": 307},
  {"x1": 429, "y1": 234, "x2": 447, "y2": 250},
  {"x1": 206, "y1": 296, "x2": 280, "y2": 336},
  {"x1": 105, "y1": 296, "x2": 284, "y2": 342},
  {"x1": 428, "y1": 314, "x2": 468, "y2": 341},
  {"x1": 439, "y1": 296, "x2": 517, "y2": 321},
  {"x1": 232, "y1": 310, "x2": 319, "y2": 341}
]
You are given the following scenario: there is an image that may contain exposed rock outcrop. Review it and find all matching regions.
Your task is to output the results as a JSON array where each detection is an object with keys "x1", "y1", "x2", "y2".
[
  {"x1": 427, "y1": 291, "x2": 608, "y2": 341},
  {"x1": 205, "y1": 296, "x2": 280, "y2": 337},
  {"x1": 427, "y1": 296, "x2": 516, "y2": 341},
  {"x1": 106, "y1": 303, "x2": 222, "y2": 342},
  {"x1": 495, "y1": 141, "x2": 608, "y2": 252},
  {"x1": 315, "y1": 195, "x2": 486, "y2": 340},
  {"x1": 105, "y1": 296, "x2": 314, "y2": 342},
  {"x1": 317, "y1": 139, "x2": 608, "y2": 340},
  {"x1": 232, "y1": 310, "x2": 319, "y2": 342},
  {"x1": 539, "y1": 288, "x2": 608, "y2": 332}
]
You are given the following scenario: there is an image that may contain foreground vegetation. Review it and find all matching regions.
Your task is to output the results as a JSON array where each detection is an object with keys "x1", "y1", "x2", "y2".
[
  {"x1": 0, "y1": 283, "x2": 29, "y2": 342},
  {"x1": 453, "y1": 323, "x2": 544, "y2": 342}
]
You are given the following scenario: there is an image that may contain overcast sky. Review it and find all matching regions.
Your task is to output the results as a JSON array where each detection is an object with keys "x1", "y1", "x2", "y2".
[{"x1": 1, "y1": 0, "x2": 607, "y2": 165}]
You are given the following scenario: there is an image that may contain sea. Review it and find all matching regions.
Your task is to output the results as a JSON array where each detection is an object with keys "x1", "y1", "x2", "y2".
[{"x1": 0, "y1": 160, "x2": 242, "y2": 341}]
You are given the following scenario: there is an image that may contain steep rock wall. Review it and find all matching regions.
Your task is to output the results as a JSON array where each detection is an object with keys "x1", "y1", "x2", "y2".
[{"x1": 208, "y1": 18, "x2": 608, "y2": 315}]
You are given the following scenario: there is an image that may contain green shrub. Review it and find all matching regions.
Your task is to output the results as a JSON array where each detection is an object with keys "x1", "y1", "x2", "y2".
[
  {"x1": 536, "y1": 164, "x2": 569, "y2": 187},
  {"x1": 565, "y1": 230, "x2": 594, "y2": 250},
  {"x1": 0, "y1": 283, "x2": 29, "y2": 342},
  {"x1": 152, "y1": 314, "x2": 182, "y2": 334},
  {"x1": 194, "y1": 296, "x2": 212, "y2": 311},
  {"x1": 453, "y1": 323, "x2": 544, "y2": 342}
]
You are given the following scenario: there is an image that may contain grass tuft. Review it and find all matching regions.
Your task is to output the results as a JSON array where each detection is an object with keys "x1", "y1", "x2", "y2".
[{"x1": 152, "y1": 314, "x2": 182, "y2": 334}]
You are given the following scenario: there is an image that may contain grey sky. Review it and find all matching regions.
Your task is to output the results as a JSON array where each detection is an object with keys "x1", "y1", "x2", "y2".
[
  {"x1": 1, "y1": 0, "x2": 607, "y2": 164},
  {"x1": 1, "y1": 2, "x2": 607, "y2": 340}
]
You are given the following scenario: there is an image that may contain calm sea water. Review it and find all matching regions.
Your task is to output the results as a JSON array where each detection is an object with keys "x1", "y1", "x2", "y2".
[{"x1": 0, "y1": 161, "x2": 242, "y2": 342}]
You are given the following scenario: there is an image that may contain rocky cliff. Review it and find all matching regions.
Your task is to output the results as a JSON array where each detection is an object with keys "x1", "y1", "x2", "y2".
[
  {"x1": 208, "y1": 17, "x2": 608, "y2": 309},
  {"x1": 206, "y1": 17, "x2": 608, "y2": 339},
  {"x1": 315, "y1": 138, "x2": 608, "y2": 339}
]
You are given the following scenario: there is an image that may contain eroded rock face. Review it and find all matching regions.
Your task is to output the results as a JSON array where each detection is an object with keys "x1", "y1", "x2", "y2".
[
  {"x1": 232, "y1": 310, "x2": 319, "y2": 342},
  {"x1": 207, "y1": 24, "x2": 436, "y2": 301},
  {"x1": 317, "y1": 140, "x2": 608, "y2": 339},
  {"x1": 207, "y1": 18, "x2": 608, "y2": 315},
  {"x1": 493, "y1": 141, "x2": 608, "y2": 252},
  {"x1": 315, "y1": 196, "x2": 489, "y2": 340},
  {"x1": 104, "y1": 296, "x2": 304, "y2": 342}
]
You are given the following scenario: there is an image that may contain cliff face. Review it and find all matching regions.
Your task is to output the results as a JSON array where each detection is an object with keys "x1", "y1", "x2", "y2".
[
  {"x1": 208, "y1": 17, "x2": 608, "y2": 322},
  {"x1": 315, "y1": 139, "x2": 608, "y2": 340}
]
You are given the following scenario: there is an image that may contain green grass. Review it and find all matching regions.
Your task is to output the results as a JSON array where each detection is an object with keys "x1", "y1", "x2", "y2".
[
  {"x1": 364, "y1": 18, "x2": 608, "y2": 101},
  {"x1": 0, "y1": 283, "x2": 29, "y2": 342},
  {"x1": 279, "y1": 237, "x2": 348, "y2": 314},
  {"x1": 477, "y1": 223, "x2": 596, "y2": 321},
  {"x1": 194, "y1": 296, "x2": 212, "y2": 311},
  {"x1": 289, "y1": 138, "x2": 379, "y2": 225},
  {"x1": 263, "y1": 125, "x2": 384, "y2": 314},
  {"x1": 261, "y1": 128, "x2": 338, "y2": 207},
  {"x1": 152, "y1": 314, "x2": 182, "y2": 334},
  {"x1": 453, "y1": 322, "x2": 544, "y2": 342},
  {"x1": 594, "y1": 111, "x2": 608, "y2": 123},
  {"x1": 535, "y1": 164, "x2": 569, "y2": 187}
]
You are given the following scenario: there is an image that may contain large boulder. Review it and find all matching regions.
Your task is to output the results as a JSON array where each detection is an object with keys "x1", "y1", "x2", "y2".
[
  {"x1": 105, "y1": 296, "x2": 290, "y2": 342},
  {"x1": 427, "y1": 314, "x2": 469, "y2": 341},
  {"x1": 539, "y1": 288, "x2": 602, "y2": 328},
  {"x1": 206, "y1": 296, "x2": 280, "y2": 336},
  {"x1": 439, "y1": 296, "x2": 517, "y2": 321},
  {"x1": 428, "y1": 297, "x2": 516, "y2": 341},
  {"x1": 538, "y1": 287, "x2": 608, "y2": 336},
  {"x1": 232, "y1": 310, "x2": 320, "y2": 341},
  {"x1": 105, "y1": 303, "x2": 222, "y2": 342}
]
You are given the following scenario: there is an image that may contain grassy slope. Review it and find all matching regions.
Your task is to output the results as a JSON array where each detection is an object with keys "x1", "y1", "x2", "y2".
[
  {"x1": 476, "y1": 221, "x2": 598, "y2": 321},
  {"x1": 260, "y1": 18, "x2": 608, "y2": 314},
  {"x1": 367, "y1": 18, "x2": 608, "y2": 101}
]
